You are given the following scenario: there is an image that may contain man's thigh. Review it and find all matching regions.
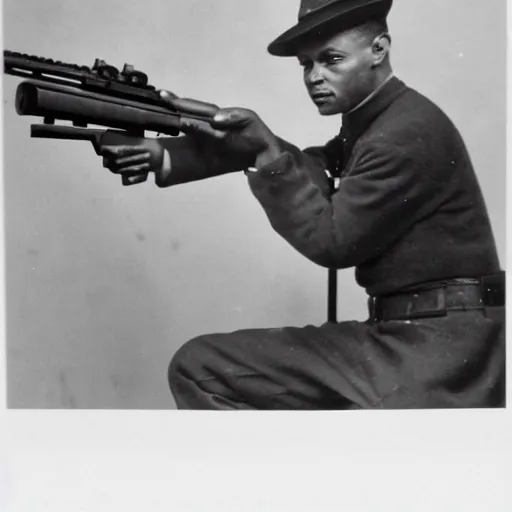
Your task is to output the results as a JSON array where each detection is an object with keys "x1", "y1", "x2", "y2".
[
  {"x1": 169, "y1": 320, "x2": 389, "y2": 409},
  {"x1": 169, "y1": 310, "x2": 505, "y2": 410}
]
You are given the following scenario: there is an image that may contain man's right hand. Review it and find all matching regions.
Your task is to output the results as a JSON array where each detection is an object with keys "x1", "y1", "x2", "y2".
[
  {"x1": 98, "y1": 90, "x2": 177, "y2": 186},
  {"x1": 100, "y1": 136, "x2": 164, "y2": 178}
]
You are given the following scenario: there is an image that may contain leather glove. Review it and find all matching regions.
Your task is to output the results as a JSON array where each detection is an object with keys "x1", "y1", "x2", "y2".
[
  {"x1": 98, "y1": 90, "x2": 179, "y2": 185},
  {"x1": 99, "y1": 93, "x2": 283, "y2": 186},
  {"x1": 172, "y1": 97, "x2": 283, "y2": 167},
  {"x1": 100, "y1": 135, "x2": 165, "y2": 184}
]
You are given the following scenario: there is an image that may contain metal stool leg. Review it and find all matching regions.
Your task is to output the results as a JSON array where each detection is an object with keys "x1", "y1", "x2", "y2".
[
  {"x1": 328, "y1": 268, "x2": 338, "y2": 323},
  {"x1": 327, "y1": 175, "x2": 339, "y2": 324}
]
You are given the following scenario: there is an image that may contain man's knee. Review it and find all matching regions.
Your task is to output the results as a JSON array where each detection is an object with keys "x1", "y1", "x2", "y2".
[{"x1": 167, "y1": 334, "x2": 212, "y2": 392}]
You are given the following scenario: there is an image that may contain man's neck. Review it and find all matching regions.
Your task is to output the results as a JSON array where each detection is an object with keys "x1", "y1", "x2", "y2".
[{"x1": 346, "y1": 71, "x2": 394, "y2": 115}]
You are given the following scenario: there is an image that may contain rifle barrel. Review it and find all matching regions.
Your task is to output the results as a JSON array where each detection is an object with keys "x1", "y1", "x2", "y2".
[{"x1": 15, "y1": 80, "x2": 182, "y2": 136}]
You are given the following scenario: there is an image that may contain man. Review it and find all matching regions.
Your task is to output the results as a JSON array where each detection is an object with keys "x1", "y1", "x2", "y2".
[{"x1": 101, "y1": 0, "x2": 505, "y2": 409}]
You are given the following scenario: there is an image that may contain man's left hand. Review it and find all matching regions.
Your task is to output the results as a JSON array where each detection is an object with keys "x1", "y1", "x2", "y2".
[{"x1": 167, "y1": 96, "x2": 283, "y2": 167}]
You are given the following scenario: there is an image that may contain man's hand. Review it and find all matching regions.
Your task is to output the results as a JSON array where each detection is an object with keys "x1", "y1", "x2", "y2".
[
  {"x1": 170, "y1": 97, "x2": 283, "y2": 168},
  {"x1": 100, "y1": 137, "x2": 164, "y2": 176},
  {"x1": 99, "y1": 94, "x2": 283, "y2": 186},
  {"x1": 98, "y1": 90, "x2": 180, "y2": 185}
]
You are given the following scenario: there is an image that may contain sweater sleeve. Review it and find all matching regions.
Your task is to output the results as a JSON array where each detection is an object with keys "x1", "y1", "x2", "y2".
[
  {"x1": 154, "y1": 135, "x2": 254, "y2": 186},
  {"x1": 154, "y1": 134, "x2": 341, "y2": 192},
  {"x1": 247, "y1": 140, "x2": 451, "y2": 269}
]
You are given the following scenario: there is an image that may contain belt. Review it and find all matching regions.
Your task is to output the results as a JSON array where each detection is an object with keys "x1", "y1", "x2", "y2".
[{"x1": 368, "y1": 273, "x2": 505, "y2": 322}]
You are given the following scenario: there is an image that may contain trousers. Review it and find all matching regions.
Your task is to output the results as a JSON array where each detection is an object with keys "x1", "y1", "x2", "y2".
[{"x1": 168, "y1": 308, "x2": 505, "y2": 410}]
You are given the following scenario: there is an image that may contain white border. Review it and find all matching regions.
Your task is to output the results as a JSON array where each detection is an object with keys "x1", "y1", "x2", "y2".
[{"x1": 0, "y1": 1, "x2": 510, "y2": 511}]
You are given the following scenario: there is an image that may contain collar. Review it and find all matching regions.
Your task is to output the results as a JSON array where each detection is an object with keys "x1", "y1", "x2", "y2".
[
  {"x1": 341, "y1": 76, "x2": 408, "y2": 143},
  {"x1": 346, "y1": 73, "x2": 395, "y2": 115}
]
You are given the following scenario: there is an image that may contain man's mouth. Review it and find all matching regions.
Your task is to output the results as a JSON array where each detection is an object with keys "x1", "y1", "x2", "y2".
[{"x1": 310, "y1": 91, "x2": 334, "y2": 104}]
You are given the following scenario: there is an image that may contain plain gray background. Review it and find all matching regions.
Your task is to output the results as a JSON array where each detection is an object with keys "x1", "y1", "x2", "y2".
[{"x1": 3, "y1": 0, "x2": 506, "y2": 409}]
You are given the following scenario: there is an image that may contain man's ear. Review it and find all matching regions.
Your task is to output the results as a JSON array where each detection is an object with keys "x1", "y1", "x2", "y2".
[{"x1": 371, "y1": 33, "x2": 391, "y2": 66}]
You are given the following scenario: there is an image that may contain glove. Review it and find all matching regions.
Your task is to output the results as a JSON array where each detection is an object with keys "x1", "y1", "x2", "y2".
[
  {"x1": 98, "y1": 90, "x2": 179, "y2": 186},
  {"x1": 99, "y1": 134, "x2": 165, "y2": 185},
  {"x1": 171, "y1": 97, "x2": 283, "y2": 168},
  {"x1": 99, "y1": 93, "x2": 283, "y2": 186}
]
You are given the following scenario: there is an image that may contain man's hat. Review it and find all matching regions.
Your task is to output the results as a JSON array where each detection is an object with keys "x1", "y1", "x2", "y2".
[{"x1": 268, "y1": 0, "x2": 393, "y2": 57}]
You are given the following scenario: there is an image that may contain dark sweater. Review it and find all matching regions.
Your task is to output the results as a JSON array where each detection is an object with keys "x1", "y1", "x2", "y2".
[{"x1": 159, "y1": 77, "x2": 501, "y2": 296}]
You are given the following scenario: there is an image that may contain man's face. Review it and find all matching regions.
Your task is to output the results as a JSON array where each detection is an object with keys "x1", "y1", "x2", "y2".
[{"x1": 296, "y1": 28, "x2": 378, "y2": 115}]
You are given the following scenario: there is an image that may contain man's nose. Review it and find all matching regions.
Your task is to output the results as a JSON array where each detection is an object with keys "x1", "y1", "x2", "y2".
[{"x1": 305, "y1": 63, "x2": 325, "y2": 85}]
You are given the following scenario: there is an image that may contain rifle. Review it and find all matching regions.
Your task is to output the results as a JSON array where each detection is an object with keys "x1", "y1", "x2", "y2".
[
  {"x1": 4, "y1": 50, "x2": 339, "y2": 322},
  {"x1": 3, "y1": 50, "x2": 211, "y2": 185}
]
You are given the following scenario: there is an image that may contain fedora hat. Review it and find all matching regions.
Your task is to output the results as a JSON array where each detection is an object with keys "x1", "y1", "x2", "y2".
[{"x1": 268, "y1": 0, "x2": 393, "y2": 56}]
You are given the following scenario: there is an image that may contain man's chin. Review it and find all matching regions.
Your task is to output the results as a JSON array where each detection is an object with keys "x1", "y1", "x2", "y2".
[
  {"x1": 312, "y1": 99, "x2": 344, "y2": 116},
  {"x1": 316, "y1": 105, "x2": 341, "y2": 116}
]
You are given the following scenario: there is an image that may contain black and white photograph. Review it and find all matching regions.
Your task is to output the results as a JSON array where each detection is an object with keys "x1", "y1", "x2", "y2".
[{"x1": 1, "y1": 0, "x2": 509, "y2": 510}]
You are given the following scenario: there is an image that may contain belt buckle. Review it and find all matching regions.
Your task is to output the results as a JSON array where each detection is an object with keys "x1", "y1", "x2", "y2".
[
  {"x1": 481, "y1": 273, "x2": 506, "y2": 307},
  {"x1": 406, "y1": 286, "x2": 447, "y2": 319}
]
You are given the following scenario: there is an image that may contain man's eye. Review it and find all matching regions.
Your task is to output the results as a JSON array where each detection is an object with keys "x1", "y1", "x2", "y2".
[{"x1": 325, "y1": 55, "x2": 343, "y2": 65}]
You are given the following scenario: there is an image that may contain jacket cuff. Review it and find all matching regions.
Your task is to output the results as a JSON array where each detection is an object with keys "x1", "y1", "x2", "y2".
[
  {"x1": 246, "y1": 152, "x2": 301, "y2": 192},
  {"x1": 154, "y1": 149, "x2": 171, "y2": 187}
]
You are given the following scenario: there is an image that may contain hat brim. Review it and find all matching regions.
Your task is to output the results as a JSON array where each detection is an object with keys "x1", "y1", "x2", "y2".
[{"x1": 268, "y1": 0, "x2": 392, "y2": 57}]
